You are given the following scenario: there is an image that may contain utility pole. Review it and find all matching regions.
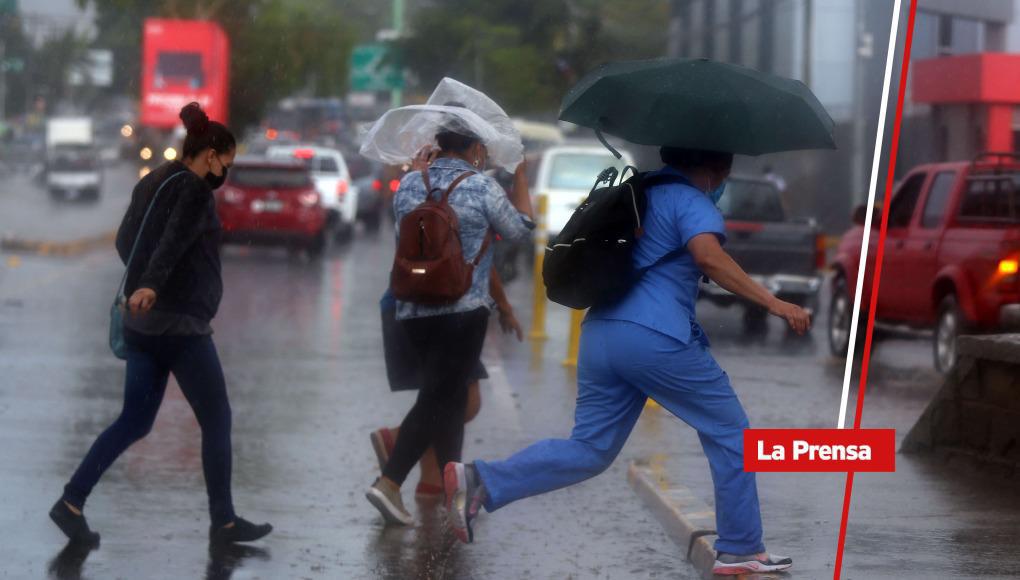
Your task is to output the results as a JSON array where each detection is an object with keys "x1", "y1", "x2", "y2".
[
  {"x1": 391, "y1": 0, "x2": 404, "y2": 108},
  {"x1": 1, "y1": 38, "x2": 6, "y2": 124},
  {"x1": 803, "y1": 0, "x2": 813, "y2": 87}
]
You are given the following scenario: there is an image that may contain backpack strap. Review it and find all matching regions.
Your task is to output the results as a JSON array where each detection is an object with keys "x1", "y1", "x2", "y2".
[
  {"x1": 421, "y1": 169, "x2": 488, "y2": 264},
  {"x1": 421, "y1": 170, "x2": 433, "y2": 194},
  {"x1": 472, "y1": 231, "x2": 492, "y2": 267},
  {"x1": 441, "y1": 170, "x2": 475, "y2": 203}
]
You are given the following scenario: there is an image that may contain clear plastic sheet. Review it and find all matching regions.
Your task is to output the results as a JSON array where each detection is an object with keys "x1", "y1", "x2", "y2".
[{"x1": 359, "y1": 78, "x2": 524, "y2": 172}]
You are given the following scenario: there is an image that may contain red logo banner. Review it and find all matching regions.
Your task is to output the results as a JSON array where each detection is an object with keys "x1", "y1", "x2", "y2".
[{"x1": 744, "y1": 429, "x2": 896, "y2": 472}]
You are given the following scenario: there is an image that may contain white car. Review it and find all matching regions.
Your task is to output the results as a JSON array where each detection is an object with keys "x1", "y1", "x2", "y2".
[
  {"x1": 534, "y1": 144, "x2": 635, "y2": 235},
  {"x1": 266, "y1": 144, "x2": 358, "y2": 241}
]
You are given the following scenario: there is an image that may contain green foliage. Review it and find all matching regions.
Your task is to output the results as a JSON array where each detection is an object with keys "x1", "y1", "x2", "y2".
[
  {"x1": 400, "y1": 0, "x2": 669, "y2": 115},
  {"x1": 78, "y1": 0, "x2": 356, "y2": 129}
]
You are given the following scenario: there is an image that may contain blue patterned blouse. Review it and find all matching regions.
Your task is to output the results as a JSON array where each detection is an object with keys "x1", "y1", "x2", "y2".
[{"x1": 393, "y1": 157, "x2": 533, "y2": 320}]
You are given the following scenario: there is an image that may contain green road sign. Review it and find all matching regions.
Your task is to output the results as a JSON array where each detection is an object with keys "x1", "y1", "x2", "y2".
[
  {"x1": 1, "y1": 58, "x2": 24, "y2": 73},
  {"x1": 349, "y1": 43, "x2": 403, "y2": 92}
]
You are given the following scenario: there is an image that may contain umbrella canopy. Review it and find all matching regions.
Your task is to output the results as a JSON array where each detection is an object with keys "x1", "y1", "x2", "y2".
[
  {"x1": 359, "y1": 78, "x2": 524, "y2": 172},
  {"x1": 559, "y1": 58, "x2": 836, "y2": 156}
]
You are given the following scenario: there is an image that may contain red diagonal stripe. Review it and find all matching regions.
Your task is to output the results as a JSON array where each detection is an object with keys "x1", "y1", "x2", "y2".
[{"x1": 833, "y1": 1, "x2": 918, "y2": 578}]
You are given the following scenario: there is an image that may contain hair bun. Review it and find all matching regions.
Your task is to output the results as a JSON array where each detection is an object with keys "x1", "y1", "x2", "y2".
[{"x1": 179, "y1": 102, "x2": 210, "y2": 134}]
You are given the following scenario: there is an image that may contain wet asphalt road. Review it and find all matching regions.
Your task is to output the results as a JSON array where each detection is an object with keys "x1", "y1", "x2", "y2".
[{"x1": 0, "y1": 163, "x2": 987, "y2": 579}]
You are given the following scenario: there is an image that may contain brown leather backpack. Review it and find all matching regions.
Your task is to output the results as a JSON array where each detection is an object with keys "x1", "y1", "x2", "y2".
[{"x1": 391, "y1": 171, "x2": 490, "y2": 305}]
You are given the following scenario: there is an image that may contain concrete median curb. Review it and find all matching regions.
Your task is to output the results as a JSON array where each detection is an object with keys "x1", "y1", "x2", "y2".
[
  {"x1": 627, "y1": 459, "x2": 718, "y2": 577},
  {"x1": 1, "y1": 230, "x2": 116, "y2": 257}
]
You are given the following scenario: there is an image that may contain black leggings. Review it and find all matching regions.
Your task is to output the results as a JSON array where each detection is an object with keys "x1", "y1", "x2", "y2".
[
  {"x1": 63, "y1": 332, "x2": 235, "y2": 527},
  {"x1": 383, "y1": 308, "x2": 489, "y2": 485}
]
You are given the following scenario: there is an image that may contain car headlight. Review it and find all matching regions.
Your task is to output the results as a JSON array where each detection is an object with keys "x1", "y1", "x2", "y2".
[
  {"x1": 139, "y1": 147, "x2": 153, "y2": 160},
  {"x1": 163, "y1": 147, "x2": 177, "y2": 161}
]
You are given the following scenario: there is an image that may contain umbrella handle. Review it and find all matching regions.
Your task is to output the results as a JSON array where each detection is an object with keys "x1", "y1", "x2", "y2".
[{"x1": 595, "y1": 124, "x2": 623, "y2": 160}]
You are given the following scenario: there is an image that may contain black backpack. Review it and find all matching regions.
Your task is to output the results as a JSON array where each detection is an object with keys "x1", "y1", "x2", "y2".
[{"x1": 542, "y1": 167, "x2": 684, "y2": 310}]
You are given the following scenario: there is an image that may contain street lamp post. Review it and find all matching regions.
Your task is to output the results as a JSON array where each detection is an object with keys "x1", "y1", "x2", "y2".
[{"x1": 391, "y1": 0, "x2": 404, "y2": 108}]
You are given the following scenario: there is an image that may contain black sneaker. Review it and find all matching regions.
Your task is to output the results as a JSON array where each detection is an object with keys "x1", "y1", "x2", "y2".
[
  {"x1": 712, "y1": 552, "x2": 793, "y2": 575},
  {"x1": 49, "y1": 500, "x2": 100, "y2": 546},
  {"x1": 444, "y1": 462, "x2": 486, "y2": 544},
  {"x1": 209, "y1": 517, "x2": 273, "y2": 544}
]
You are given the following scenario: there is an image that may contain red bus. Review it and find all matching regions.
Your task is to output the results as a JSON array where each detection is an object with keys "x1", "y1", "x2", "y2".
[{"x1": 141, "y1": 18, "x2": 229, "y2": 129}]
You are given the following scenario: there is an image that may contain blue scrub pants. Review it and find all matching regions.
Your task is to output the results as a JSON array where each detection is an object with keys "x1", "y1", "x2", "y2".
[{"x1": 475, "y1": 319, "x2": 765, "y2": 555}]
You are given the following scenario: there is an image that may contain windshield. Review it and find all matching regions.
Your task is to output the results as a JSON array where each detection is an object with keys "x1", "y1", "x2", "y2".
[
  {"x1": 547, "y1": 152, "x2": 626, "y2": 190},
  {"x1": 958, "y1": 174, "x2": 1020, "y2": 223},
  {"x1": 49, "y1": 146, "x2": 98, "y2": 171},
  {"x1": 155, "y1": 51, "x2": 204, "y2": 88},
  {"x1": 229, "y1": 166, "x2": 312, "y2": 189},
  {"x1": 716, "y1": 180, "x2": 786, "y2": 222}
]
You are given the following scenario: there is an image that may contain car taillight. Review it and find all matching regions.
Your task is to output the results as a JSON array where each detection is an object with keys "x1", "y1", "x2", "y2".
[
  {"x1": 389, "y1": 179, "x2": 400, "y2": 193},
  {"x1": 998, "y1": 258, "x2": 1018, "y2": 275},
  {"x1": 815, "y1": 233, "x2": 827, "y2": 270},
  {"x1": 298, "y1": 191, "x2": 320, "y2": 207},
  {"x1": 372, "y1": 179, "x2": 382, "y2": 192},
  {"x1": 337, "y1": 180, "x2": 348, "y2": 198},
  {"x1": 222, "y1": 188, "x2": 245, "y2": 204}
]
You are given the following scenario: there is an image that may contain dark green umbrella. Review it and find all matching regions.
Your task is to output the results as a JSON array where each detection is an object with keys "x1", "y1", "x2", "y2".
[{"x1": 559, "y1": 58, "x2": 836, "y2": 156}]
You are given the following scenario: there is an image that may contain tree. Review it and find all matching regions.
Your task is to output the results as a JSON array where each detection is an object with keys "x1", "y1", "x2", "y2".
[
  {"x1": 77, "y1": 0, "x2": 357, "y2": 130},
  {"x1": 399, "y1": 0, "x2": 670, "y2": 115}
]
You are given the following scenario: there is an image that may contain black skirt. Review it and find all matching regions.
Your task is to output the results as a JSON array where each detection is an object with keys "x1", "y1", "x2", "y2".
[{"x1": 381, "y1": 295, "x2": 488, "y2": 392}]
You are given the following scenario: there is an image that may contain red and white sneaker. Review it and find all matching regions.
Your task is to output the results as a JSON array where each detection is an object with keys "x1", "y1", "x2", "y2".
[
  {"x1": 712, "y1": 552, "x2": 793, "y2": 575},
  {"x1": 370, "y1": 428, "x2": 397, "y2": 472},
  {"x1": 443, "y1": 462, "x2": 486, "y2": 544}
]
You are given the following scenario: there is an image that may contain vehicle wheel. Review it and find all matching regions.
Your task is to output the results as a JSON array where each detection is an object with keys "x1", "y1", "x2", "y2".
[
  {"x1": 742, "y1": 306, "x2": 769, "y2": 336},
  {"x1": 828, "y1": 275, "x2": 853, "y2": 357},
  {"x1": 306, "y1": 231, "x2": 327, "y2": 258},
  {"x1": 934, "y1": 295, "x2": 963, "y2": 373}
]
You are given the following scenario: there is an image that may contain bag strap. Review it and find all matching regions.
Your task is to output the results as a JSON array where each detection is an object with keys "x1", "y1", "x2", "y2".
[
  {"x1": 418, "y1": 169, "x2": 488, "y2": 265},
  {"x1": 421, "y1": 170, "x2": 433, "y2": 194},
  {"x1": 116, "y1": 170, "x2": 189, "y2": 299},
  {"x1": 633, "y1": 172, "x2": 696, "y2": 275},
  {"x1": 441, "y1": 170, "x2": 475, "y2": 203},
  {"x1": 472, "y1": 231, "x2": 492, "y2": 267}
]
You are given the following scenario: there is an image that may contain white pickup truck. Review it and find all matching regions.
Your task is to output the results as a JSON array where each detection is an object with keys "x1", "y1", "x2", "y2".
[
  {"x1": 46, "y1": 117, "x2": 103, "y2": 201},
  {"x1": 267, "y1": 144, "x2": 358, "y2": 242}
]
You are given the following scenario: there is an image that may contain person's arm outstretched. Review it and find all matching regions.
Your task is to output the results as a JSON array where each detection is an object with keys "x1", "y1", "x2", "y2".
[{"x1": 687, "y1": 233, "x2": 811, "y2": 335}]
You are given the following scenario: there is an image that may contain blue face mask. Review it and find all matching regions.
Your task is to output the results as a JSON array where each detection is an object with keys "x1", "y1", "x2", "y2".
[{"x1": 707, "y1": 179, "x2": 728, "y2": 205}]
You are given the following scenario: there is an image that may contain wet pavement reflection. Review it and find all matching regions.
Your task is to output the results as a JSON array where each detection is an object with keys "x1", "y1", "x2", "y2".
[{"x1": 3, "y1": 166, "x2": 1012, "y2": 578}]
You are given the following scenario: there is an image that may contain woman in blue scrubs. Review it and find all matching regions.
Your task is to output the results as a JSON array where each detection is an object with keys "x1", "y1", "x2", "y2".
[{"x1": 445, "y1": 147, "x2": 811, "y2": 575}]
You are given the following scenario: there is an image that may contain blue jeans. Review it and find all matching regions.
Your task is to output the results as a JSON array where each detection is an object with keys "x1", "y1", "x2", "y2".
[
  {"x1": 63, "y1": 332, "x2": 236, "y2": 527},
  {"x1": 475, "y1": 319, "x2": 765, "y2": 555}
]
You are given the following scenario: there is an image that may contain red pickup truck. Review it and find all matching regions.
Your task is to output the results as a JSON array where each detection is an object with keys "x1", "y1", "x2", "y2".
[{"x1": 830, "y1": 152, "x2": 1020, "y2": 372}]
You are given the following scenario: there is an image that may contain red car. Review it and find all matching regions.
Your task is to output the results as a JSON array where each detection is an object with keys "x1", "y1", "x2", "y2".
[
  {"x1": 830, "y1": 152, "x2": 1020, "y2": 371},
  {"x1": 215, "y1": 157, "x2": 328, "y2": 256}
]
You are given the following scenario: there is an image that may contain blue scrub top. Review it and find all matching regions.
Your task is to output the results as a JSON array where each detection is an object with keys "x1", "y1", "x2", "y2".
[{"x1": 587, "y1": 166, "x2": 727, "y2": 345}]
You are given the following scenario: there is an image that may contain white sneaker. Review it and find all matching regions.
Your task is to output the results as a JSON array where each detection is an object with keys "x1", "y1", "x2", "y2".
[
  {"x1": 712, "y1": 552, "x2": 793, "y2": 575},
  {"x1": 366, "y1": 478, "x2": 414, "y2": 526}
]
